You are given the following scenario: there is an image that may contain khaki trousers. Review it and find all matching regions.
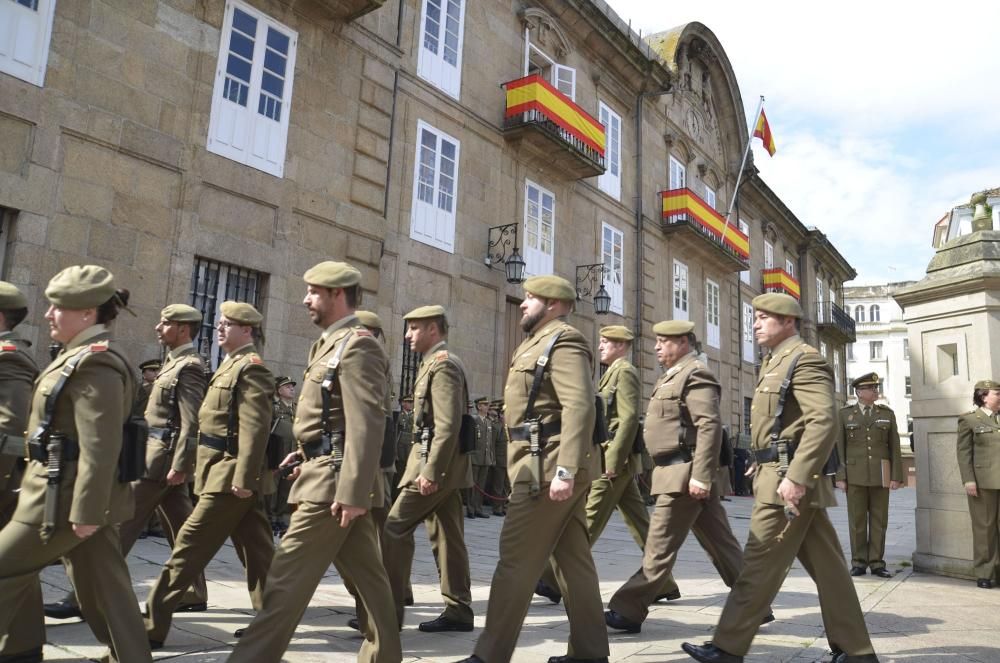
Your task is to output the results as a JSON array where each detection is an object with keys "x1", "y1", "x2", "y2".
[
  {"x1": 145, "y1": 492, "x2": 273, "y2": 643},
  {"x1": 487, "y1": 465, "x2": 509, "y2": 513},
  {"x1": 382, "y1": 485, "x2": 472, "y2": 626},
  {"x1": 474, "y1": 481, "x2": 609, "y2": 663},
  {"x1": 466, "y1": 464, "x2": 491, "y2": 515},
  {"x1": 713, "y1": 501, "x2": 874, "y2": 657},
  {"x1": 846, "y1": 484, "x2": 890, "y2": 570},
  {"x1": 967, "y1": 488, "x2": 1000, "y2": 580},
  {"x1": 0, "y1": 522, "x2": 151, "y2": 662},
  {"x1": 608, "y1": 492, "x2": 744, "y2": 623},
  {"x1": 228, "y1": 502, "x2": 401, "y2": 663}
]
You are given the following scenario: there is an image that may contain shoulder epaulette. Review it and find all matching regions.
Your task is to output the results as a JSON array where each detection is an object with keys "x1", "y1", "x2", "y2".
[
  {"x1": 248, "y1": 355, "x2": 263, "y2": 365},
  {"x1": 435, "y1": 350, "x2": 449, "y2": 361},
  {"x1": 0, "y1": 343, "x2": 16, "y2": 352},
  {"x1": 354, "y1": 328, "x2": 373, "y2": 337},
  {"x1": 89, "y1": 341, "x2": 109, "y2": 352}
]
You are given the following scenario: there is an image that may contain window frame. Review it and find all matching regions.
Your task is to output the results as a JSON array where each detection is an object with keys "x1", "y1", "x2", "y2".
[
  {"x1": 409, "y1": 119, "x2": 461, "y2": 253},
  {"x1": 739, "y1": 218, "x2": 750, "y2": 284},
  {"x1": 601, "y1": 222, "x2": 624, "y2": 315},
  {"x1": 189, "y1": 256, "x2": 265, "y2": 370},
  {"x1": 705, "y1": 278, "x2": 720, "y2": 349},
  {"x1": 417, "y1": 0, "x2": 466, "y2": 99},
  {"x1": 0, "y1": 0, "x2": 56, "y2": 87},
  {"x1": 870, "y1": 303, "x2": 881, "y2": 322},
  {"x1": 870, "y1": 340, "x2": 883, "y2": 360},
  {"x1": 523, "y1": 179, "x2": 555, "y2": 276},
  {"x1": 742, "y1": 301, "x2": 754, "y2": 363},
  {"x1": 597, "y1": 101, "x2": 622, "y2": 200},
  {"x1": 704, "y1": 185, "x2": 716, "y2": 210},
  {"x1": 672, "y1": 259, "x2": 689, "y2": 321}
]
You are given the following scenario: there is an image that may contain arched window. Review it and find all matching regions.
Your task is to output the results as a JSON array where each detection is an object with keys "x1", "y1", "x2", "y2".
[
  {"x1": 870, "y1": 304, "x2": 881, "y2": 322},
  {"x1": 854, "y1": 305, "x2": 865, "y2": 322}
]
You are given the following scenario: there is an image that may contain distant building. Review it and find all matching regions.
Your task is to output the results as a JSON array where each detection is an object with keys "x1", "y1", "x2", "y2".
[{"x1": 933, "y1": 187, "x2": 1000, "y2": 247}]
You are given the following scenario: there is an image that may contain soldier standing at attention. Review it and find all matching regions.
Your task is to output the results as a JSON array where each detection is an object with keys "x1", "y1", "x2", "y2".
[
  {"x1": 456, "y1": 275, "x2": 608, "y2": 663},
  {"x1": 836, "y1": 372, "x2": 902, "y2": 578},
  {"x1": 228, "y1": 261, "x2": 400, "y2": 663},
  {"x1": 382, "y1": 305, "x2": 474, "y2": 632},
  {"x1": 145, "y1": 301, "x2": 275, "y2": 648},
  {"x1": 956, "y1": 380, "x2": 1000, "y2": 589},
  {"x1": 132, "y1": 358, "x2": 162, "y2": 419},
  {"x1": 467, "y1": 397, "x2": 495, "y2": 519},
  {"x1": 394, "y1": 395, "x2": 415, "y2": 501},
  {"x1": 0, "y1": 266, "x2": 151, "y2": 663},
  {"x1": 487, "y1": 403, "x2": 509, "y2": 516},
  {"x1": 268, "y1": 376, "x2": 297, "y2": 536},
  {"x1": 683, "y1": 293, "x2": 877, "y2": 663},
  {"x1": 537, "y1": 324, "x2": 680, "y2": 606}
]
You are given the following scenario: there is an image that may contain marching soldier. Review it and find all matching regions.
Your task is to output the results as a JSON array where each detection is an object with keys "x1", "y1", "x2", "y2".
[
  {"x1": 836, "y1": 372, "x2": 902, "y2": 577},
  {"x1": 132, "y1": 358, "x2": 162, "y2": 418},
  {"x1": 145, "y1": 301, "x2": 275, "y2": 648},
  {"x1": 0, "y1": 266, "x2": 151, "y2": 663},
  {"x1": 604, "y1": 321, "x2": 764, "y2": 634},
  {"x1": 683, "y1": 293, "x2": 877, "y2": 663},
  {"x1": 268, "y1": 376, "x2": 297, "y2": 536},
  {"x1": 487, "y1": 403, "x2": 509, "y2": 516},
  {"x1": 228, "y1": 261, "x2": 400, "y2": 662},
  {"x1": 395, "y1": 395, "x2": 415, "y2": 501},
  {"x1": 467, "y1": 397, "x2": 495, "y2": 519},
  {"x1": 956, "y1": 380, "x2": 1000, "y2": 589},
  {"x1": 382, "y1": 305, "x2": 474, "y2": 631},
  {"x1": 456, "y1": 275, "x2": 608, "y2": 663}
]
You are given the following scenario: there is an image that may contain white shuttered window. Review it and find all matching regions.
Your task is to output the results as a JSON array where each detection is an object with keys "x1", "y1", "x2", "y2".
[
  {"x1": 673, "y1": 260, "x2": 689, "y2": 321},
  {"x1": 417, "y1": 0, "x2": 465, "y2": 99},
  {"x1": 597, "y1": 102, "x2": 621, "y2": 200},
  {"x1": 524, "y1": 180, "x2": 555, "y2": 276},
  {"x1": 602, "y1": 222, "x2": 624, "y2": 315},
  {"x1": 706, "y1": 278, "x2": 720, "y2": 349},
  {"x1": 410, "y1": 120, "x2": 460, "y2": 252},
  {"x1": 0, "y1": 0, "x2": 56, "y2": 86},
  {"x1": 742, "y1": 301, "x2": 754, "y2": 362}
]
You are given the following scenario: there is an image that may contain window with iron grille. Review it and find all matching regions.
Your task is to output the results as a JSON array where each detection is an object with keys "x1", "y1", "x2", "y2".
[
  {"x1": 189, "y1": 257, "x2": 265, "y2": 370},
  {"x1": 743, "y1": 397, "x2": 752, "y2": 437},
  {"x1": 399, "y1": 337, "x2": 423, "y2": 401},
  {"x1": 0, "y1": 207, "x2": 14, "y2": 278}
]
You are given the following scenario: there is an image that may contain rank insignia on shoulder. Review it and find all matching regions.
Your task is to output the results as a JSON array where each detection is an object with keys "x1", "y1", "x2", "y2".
[
  {"x1": 248, "y1": 356, "x2": 263, "y2": 365},
  {"x1": 89, "y1": 342, "x2": 109, "y2": 352},
  {"x1": 435, "y1": 350, "x2": 449, "y2": 360},
  {"x1": 354, "y1": 329, "x2": 373, "y2": 337},
  {"x1": 0, "y1": 343, "x2": 16, "y2": 351}
]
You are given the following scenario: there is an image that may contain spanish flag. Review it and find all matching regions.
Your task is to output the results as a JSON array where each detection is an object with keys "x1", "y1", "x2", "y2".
[{"x1": 753, "y1": 108, "x2": 776, "y2": 156}]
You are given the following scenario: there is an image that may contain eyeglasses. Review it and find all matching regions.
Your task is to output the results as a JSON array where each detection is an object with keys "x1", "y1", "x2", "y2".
[{"x1": 216, "y1": 319, "x2": 239, "y2": 329}]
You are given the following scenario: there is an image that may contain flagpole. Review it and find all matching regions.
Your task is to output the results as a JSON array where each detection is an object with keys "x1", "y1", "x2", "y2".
[{"x1": 721, "y1": 95, "x2": 764, "y2": 241}]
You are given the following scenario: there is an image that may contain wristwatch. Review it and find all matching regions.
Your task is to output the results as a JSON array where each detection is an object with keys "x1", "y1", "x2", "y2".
[{"x1": 555, "y1": 467, "x2": 575, "y2": 481}]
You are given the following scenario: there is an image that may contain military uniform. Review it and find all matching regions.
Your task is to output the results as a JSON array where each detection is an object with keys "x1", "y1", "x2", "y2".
[
  {"x1": 836, "y1": 375, "x2": 902, "y2": 574},
  {"x1": 607, "y1": 337, "x2": 745, "y2": 628},
  {"x1": 230, "y1": 263, "x2": 400, "y2": 663},
  {"x1": 957, "y1": 403, "x2": 1000, "y2": 584},
  {"x1": 487, "y1": 407, "x2": 509, "y2": 515},
  {"x1": 145, "y1": 303, "x2": 275, "y2": 646},
  {"x1": 394, "y1": 401, "x2": 414, "y2": 501},
  {"x1": 0, "y1": 328, "x2": 38, "y2": 527},
  {"x1": 0, "y1": 266, "x2": 151, "y2": 663},
  {"x1": 267, "y1": 384, "x2": 297, "y2": 531},
  {"x1": 467, "y1": 401, "x2": 495, "y2": 518}
]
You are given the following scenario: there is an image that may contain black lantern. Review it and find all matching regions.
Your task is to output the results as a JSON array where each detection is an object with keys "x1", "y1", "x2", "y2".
[
  {"x1": 575, "y1": 263, "x2": 611, "y2": 316},
  {"x1": 593, "y1": 283, "x2": 611, "y2": 315},
  {"x1": 505, "y1": 246, "x2": 526, "y2": 284},
  {"x1": 485, "y1": 223, "x2": 526, "y2": 285}
]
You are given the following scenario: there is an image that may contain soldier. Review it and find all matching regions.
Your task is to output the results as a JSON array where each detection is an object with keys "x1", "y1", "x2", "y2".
[
  {"x1": 456, "y1": 275, "x2": 608, "y2": 663},
  {"x1": 537, "y1": 324, "x2": 680, "y2": 606},
  {"x1": 268, "y1": 376, "x2": 297, "y2": 536},
  {"x1": 604, "y1": 321, "x2": 767, "y2": 634},
  {"x1": 487, "y1": 402, "x2": 509, "y2": 516},
  {"x1": 228, "y1": 261, "x2": 400, "y2": 662},
  {"x1": 132, "y1": 358, "x2": 162, "y2": 419},
  {"x1": 683, "y1": 293, "x2": 877, "y2": 663},
  {"x1": 467, "y1": 396, "x2": 495, "y2": 519},
  {"x1": 382, "y1": 305, "x2": 474, "y2": 632},
  {"x1": 145, "y1": 301, "x2": 275, "y2": 648},
  {"x1": 0, "y1": 266, "x2": 151, "y2": 663},
  {"x1": 836, "y1": 372, "x2": 902, "y2": 578},
  {"x1": 395, "y1": 395, "x2": 415, "y2": 501},
  {"x1": 956, "y1": 380, "x2": 1000, "y2": 589}
]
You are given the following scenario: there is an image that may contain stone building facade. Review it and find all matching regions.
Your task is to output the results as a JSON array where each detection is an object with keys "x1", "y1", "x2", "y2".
[{"x1": 0, "y1": 0, "x2": 855, "y2": 433}]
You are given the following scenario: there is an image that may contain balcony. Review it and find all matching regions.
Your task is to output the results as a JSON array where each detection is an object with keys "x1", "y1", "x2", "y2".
[
  {"x1": 816, "y1": 300, "x2": 857, "y2": 343},
  {"x1": 660, "y1": 188, "x2": 750, "y2": 272},
  {"x1": 501, "y1": 74, "x2": 606, "y2": 179},
  {"x1": 761, "y1": 268, "x2": 801, "y2": 298},
  {"x1": 286, "y1": 0, "x2": 386, "y2": 20}
]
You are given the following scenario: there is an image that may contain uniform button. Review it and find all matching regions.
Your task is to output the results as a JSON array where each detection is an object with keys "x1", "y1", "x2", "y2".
[
  {"x1": 812, "y1": 474, "x2": 819, "y2": 479},
  {"x1": 586, "y1": 453, "x2": 591, "y2": 458},
  {"x1": 299, "y1": 396, "x2": 304, "y2": 401}
]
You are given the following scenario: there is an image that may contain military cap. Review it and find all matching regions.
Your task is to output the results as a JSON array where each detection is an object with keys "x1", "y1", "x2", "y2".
[
  {"x1": 0, "y1": 281, "x2": 27, "y2": 310},
  {"x1": 600, "y1": 325, "x2": 634, "y2": 341},
  {"x1": 139, "y1": 359, "x2": 162, "y2": 372},
  {"x1": 355, "y1": 310, "x2": 383, "y2": 329},
  {"x1": 403, "y1": 304, "x2": 447, "y2": 321},
  {"x1": 751, "y1": 292, "x2": 803, "y2": 318},
  {"x1": 402, "y1": 394, "x2": 414, "y2": 402},
  {"x1": 45, "y1": 265, "x2": 116, "y2": 309},
  {"x1": 523, "y1": 275, "x2": 575, "y2": 301},
  {"x1": 160, "y1": 303, "x2": 202, "y2": 323},
  {"x1": 974, "y1": 380, "x2": 1000, "y2": 391},
  {"x1": 851, "y1": 372, "x2": 880, "y2": 389},
  {"x1": 474, "y1": 396, "x2": 489, "y2": 404},
  {"x1": 275, "y1": 376, "x2": 296, "y2": 388},
  {"x1": 219, "y1": 301, "x2": 263, "y2": 327},
  {"x1": 652, "y1": 320, "x2": 695, "y2": 337},
  {"x1": 303, "y1": 261, "x2": 361, "y2": 288}
]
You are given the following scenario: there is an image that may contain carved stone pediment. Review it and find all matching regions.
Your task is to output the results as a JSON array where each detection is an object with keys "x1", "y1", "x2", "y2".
[{"x1": 519, "y1": 7, "x2": 572, "y2": 59}]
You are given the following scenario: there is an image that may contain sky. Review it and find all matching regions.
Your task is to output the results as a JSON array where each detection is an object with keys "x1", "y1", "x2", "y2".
[{"x1": 605, "y1": 0, "x2": 1000, "y2": 285}]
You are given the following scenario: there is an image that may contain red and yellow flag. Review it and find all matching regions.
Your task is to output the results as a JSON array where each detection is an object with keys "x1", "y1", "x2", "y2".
[
  {"x1": 753, "y1": 108, "x2": 776, "y2": 156},
  {"x1": 504, "y1": 75, "x2": 605, "y2": 156}
]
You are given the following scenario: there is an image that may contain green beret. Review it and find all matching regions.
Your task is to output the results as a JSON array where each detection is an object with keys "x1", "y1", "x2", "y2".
[
  {"x1": 523, "y1": 275, "x2": 575, "y2": 301},
  {"x1": 355, "y1": 310, "x2": 383, "y2": 329},
  {"x1": 974, "y1": 380, "x2": 1000, "y2": 391},
  {"x1": 0, "y1": 281, "x2": 27, "y2": 309},
  {"x1": 160, "y1": 304, "x2": 202, "y2": 323},
  {"x1": 275, "y1": 376, "x2": 296, "y2": 388},
  {"x1": 652, "y1": 320, "x2": 694, "y2": 337},
  {"x1": 139, "y1": 359, "x2": 162, "y2": 371},
  {"x1": 600, "y1": 325, "x2": 634, "y2": 342},
  {"x1": 404, "y1": 304, "x2": 447, "y2": 321},
  {"x1": 45, "y1": 265, "x2": 116, "y2": 309},
  {"x1": 851, "y1": 372, "x2": 880, "y2": 389},
  {"x1": 751, "y1": 293, "x2": 803, "y2": 318},
  {"x1": 219, "y1": 301, "x2": 263, "y2": 327},
  {"x1": 303, "y1": 261, "x2": 361, "y2": 289}
]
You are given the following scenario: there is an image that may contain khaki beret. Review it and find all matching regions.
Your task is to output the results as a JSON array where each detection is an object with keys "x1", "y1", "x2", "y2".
[
  {"x1": 404, "y1": 304, "x2": 446, "y2": 321},
  {"x1": 0, "y1": 281, "x2": 27, "y2": 309},
  {"x1": 600, "y1": 325, "x2": 634, "y2": 342},
  {"x1": 275, "y1": 376, "x2": 296, "y2": 388},
  {"x1": 652, "y1": 320, "x2": 695, "y2": 337},
  {"x1": 751, "y1": 293, "x2": 803, "y2": 318},
  {"x1": 303, "y1": 261, "x2": 361, "y2": 289},
  {"x1": 523, "y1": 275, "x2": 575, "y2": 301},
  {"x1": 219, "y1": 301, "x2": 263, "y2": 327},
  {"x1": 139, "y1": 359, "x2": 162, "y2": 372},
  {"x1": 974, "y1": 380, "x2": 1000, "y2": 391},
  {"x1": 160, "y1": 304, "x2": 202, "y2": 323},
  {"x1": 45, "y1": 265, "x2": 116, "y2": 309},
  {"x1": 851, "y1": 372, "x2": 880, "y2": 389},
  {"x1": 355, "y1": 310, "x2": 383, "y2": 329}
]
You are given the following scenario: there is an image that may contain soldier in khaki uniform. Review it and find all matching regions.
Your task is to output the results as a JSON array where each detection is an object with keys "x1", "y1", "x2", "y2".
[
  {"x1": 0, "y1": 266, "x2": 151, "y2": 663},
  {"x1": 835, "y1": 372, "x2": 903, "y2": 577},
  {"x1": 683, "y1": 293, "x2": 876, "y2": 663},
  {"x1": 132, "y1": 358, "x2": 162, "y2": 419},
  {"x1": 145, "y1": 301, "x2": 275, "y2": 648},
  {"x1": 467, "y1": 396, "x2": 495, "y2": 519},
  {"x1": 229, "y1": 261, "x2": 400, "y2": 663},
  {"x1": 395, "y1": 396, "x2": 415, "y2": 501},
  {"x1": 382, "y1": 305, "x2": 474, "y2": 632},
  {"x1": 487, "y1": 402, "x2": 509, "y2": 515},
  {"x1": 268, "y1": 376, "x2": 297, "y2": 535},
  {"x1": 605, "y1": 321, "x2": 758, "y2": 634},
  {"x1": 457, "y1": 275, "x2": 608, "y2": 663},
  {"x1": 956, "y1": 380, "x2": 1000, "y2": 589}
]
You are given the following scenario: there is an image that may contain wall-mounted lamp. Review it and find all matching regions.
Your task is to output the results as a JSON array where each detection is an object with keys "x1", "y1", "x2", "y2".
[
  {"x1": 485, "y1": 223, "x2": 526, "y2": 284},
  {"x1": 575, "y1": 262, "x2": 611, "y2": 315}
]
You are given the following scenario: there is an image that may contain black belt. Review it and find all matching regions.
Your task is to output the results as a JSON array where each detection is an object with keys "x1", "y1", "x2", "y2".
[
  {"x1": 300, "y1": 432, "x2": 344, "y2": 460},
  {"x1": 753, "y1": 441, "x2": 797, "y2": 464},
  {"x1": 198, "y1": 433, "x2": 229, "y2": 452},
  {"x1": 28, "y1": 438, "x2": 80, "y2": 463},
  {"x1": 148, "y1": 426, "x2": 174, "y2": 441},
  {"x1": 0, "y1": 432, "x2": 25, "y2": 458},
  {"x1": 506, "y1": 421, "x2": 561, "y2": 442},
  {"x1": 652, "y1": 448, "x2": 692, "y2": 467}
]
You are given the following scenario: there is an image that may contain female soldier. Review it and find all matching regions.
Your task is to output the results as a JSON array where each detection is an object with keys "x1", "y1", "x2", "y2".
[
  {"x1": 0, "y1": 265, "x2": 152, "y2": 663},
  {"x1": 957, "y1": 380, "x2": 1000, "y2": 589}
]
